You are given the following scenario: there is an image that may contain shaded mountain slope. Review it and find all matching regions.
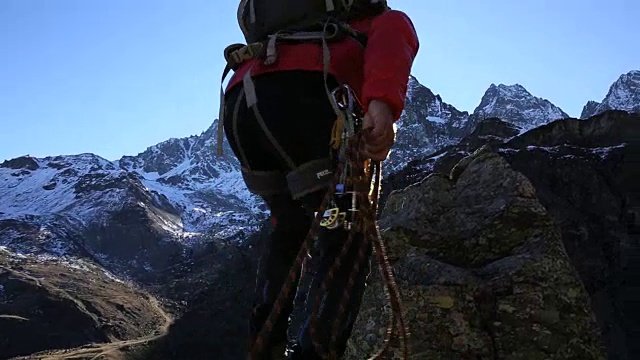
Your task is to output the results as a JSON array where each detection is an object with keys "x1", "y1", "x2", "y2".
[{"x1": 0, "y1": 247, "x2": 171, "y2": 360}]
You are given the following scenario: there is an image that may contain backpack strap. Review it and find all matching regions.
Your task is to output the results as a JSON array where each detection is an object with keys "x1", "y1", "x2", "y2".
[
  {"x1": 217, "y1": 63, "x2": 233, "y2": 157},
  {"x1": 320, "y1": 21, "x2": 341, "y2": 120}
]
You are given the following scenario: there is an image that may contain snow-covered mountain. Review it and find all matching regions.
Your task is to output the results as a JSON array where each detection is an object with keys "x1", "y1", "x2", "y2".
[
  {"x1": 1, "y1": 123, "x2": 261, "y2": 236},
  {"x1": 116, "y1": 122, "x2": 264, "y2": 231},
  {"x1": 2, "y1": 71, "x2": 637, "y2": 276},
  {"x1": 581, "y1": 70, "x2": 640, "y2": 118},
  {"x1": 0, "y1": 121, "x2": 264, "y2": 276},
  {"x1": 470, "y1": 83, "x2": 569, "y2": 130}
]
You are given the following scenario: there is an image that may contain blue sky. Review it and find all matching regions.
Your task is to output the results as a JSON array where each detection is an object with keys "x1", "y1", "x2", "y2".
[{"x1": 1, "y1": 0, "x2": 638, "y2": 162}]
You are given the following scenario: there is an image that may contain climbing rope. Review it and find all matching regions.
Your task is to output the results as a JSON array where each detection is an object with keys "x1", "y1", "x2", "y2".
[{"x1": 248, "y1": 85, "x2": 409, "y2": 360}]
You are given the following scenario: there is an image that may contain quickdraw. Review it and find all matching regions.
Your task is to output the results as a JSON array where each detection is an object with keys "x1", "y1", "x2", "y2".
[{"x1": 249, "y1": 84, "x2": 409, "y2": 360}]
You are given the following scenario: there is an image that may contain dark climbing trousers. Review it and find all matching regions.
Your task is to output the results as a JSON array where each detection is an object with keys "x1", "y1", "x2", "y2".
[{"x1": 222, "y1": 71, "x2": 371, "y2": 360}]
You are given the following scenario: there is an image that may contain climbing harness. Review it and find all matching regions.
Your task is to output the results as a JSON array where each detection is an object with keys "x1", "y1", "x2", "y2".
[{"x1": 248, "y1": 85, "x2": 409, "y2": 360}]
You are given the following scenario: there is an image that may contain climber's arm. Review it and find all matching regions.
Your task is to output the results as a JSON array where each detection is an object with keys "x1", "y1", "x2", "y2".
[{"x1": 361, "y1": 10, "x2": 420, "y2": 121}]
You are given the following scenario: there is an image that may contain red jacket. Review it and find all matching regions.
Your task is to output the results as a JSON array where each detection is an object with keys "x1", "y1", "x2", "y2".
[{"x1": 225, "y1": 10, "x2": 419, "y2": 121}]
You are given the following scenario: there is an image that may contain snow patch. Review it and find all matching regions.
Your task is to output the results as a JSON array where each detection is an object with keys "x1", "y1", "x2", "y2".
[
  {"x1": 590, "y1": 144, "x2": 626, "y2": 159},
  {"x1": 500, "y1": 144, "x2": 626, "y2": 160},
  {"x1": 427, "y1": 116, "x2": 446, "y2": 124}
]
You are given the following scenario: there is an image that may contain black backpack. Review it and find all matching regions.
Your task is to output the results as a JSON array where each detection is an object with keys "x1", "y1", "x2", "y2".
[{"x1": 237, "y1": 0, "x2": 388, "y2": 43}]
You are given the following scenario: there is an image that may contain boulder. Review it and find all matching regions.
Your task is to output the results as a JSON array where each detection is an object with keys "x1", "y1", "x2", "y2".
[{"x1": 345, "y1": 147, "x2": 606, "y2": 359}]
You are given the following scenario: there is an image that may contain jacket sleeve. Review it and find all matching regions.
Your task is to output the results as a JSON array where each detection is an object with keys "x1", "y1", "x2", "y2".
[{"x1": 361, "y1": 10, "x2": 419, "y2": 121}]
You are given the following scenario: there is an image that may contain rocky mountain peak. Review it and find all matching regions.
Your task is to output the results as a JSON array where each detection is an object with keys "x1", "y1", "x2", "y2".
[
  {"x1": 490, "y1": 83, "x2": 529, "y2": 95},
  {"x1": 581, "y1": 70, "x2": 640, "y2": 118},
  {"x1": 383, "y1": 76, "x2": 471, "y2": 174},
  {"x1": 472, "y1": 83, "x2": 569, "y2": 130},
  {"x1": 580, "y1": 100, "x2": 601, "y2": 119},
  {"x1": 117, "y1": 120, "x2": 238, "y2": 181},
  {"x1": 0, "y1": 155, "x2": 40, "y2": 170},
  {"x1": 405, "y1": 75, "x2": 422, "y2": 100}
]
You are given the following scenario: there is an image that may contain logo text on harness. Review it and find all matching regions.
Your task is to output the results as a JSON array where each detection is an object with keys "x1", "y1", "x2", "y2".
[{"x1": 316, "y1": 169, "x2": 331, "y2": 179}]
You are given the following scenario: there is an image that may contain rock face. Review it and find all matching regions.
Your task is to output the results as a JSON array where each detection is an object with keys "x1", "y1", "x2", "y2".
[
  {"x1": 500, "y1": 111, "x2": 639, "y2": 360},
  {"x1": 581, "y1": 100, "x2": 602, "y2": 119},
  {"x1": 345, "y1": 147, "x2": 605, "y2": 359},
  {"x1": 380, "y1": 117, "x2": 522, "y2": 207},
  {"x1": 127, "y1": 226, "x2": 267, "y2": 360},
  {"x1": 581, "y1": 70, "x2": 640, "y2": 118},
  {"x1": 378, "y1": 110, "x2": 640, "y2": 359}
]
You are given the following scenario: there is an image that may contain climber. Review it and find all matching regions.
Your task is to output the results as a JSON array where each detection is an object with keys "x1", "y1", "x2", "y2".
[{"x1": 218, "y1": 1, "x2": 419, "y2": 359}]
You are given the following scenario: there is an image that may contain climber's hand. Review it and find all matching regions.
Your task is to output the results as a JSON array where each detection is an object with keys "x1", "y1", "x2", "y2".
[{"x1": 362, "y1": 99, "x2": 395, "y2": 161}]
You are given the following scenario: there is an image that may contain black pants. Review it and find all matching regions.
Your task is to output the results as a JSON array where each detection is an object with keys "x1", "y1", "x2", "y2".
[{"x1": 222, "y1": 71, "x2": 371, "y2": 359}]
